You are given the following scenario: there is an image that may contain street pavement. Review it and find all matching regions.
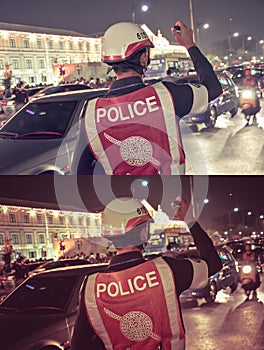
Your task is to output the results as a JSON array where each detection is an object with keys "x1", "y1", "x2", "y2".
[
  {"x1": 183, "y1": 99, "x2": 264, "y2": 175},
  {"x1": 182, "y1": 275, "x2": 264, "y2": 350}
]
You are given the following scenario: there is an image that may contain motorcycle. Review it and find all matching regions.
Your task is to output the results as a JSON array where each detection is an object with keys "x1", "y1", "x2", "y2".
[
  {"x1": 239, "y1": 262, "x2": 261, "y2": 300},
  {"x1": 239, "y1": 87, "x2": 261, "y2": 125}
]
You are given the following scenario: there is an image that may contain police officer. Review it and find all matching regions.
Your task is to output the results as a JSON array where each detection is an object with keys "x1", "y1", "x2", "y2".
[
  {"x1": 71, "y1": 20, "x2": 222, "y2": 175},
  {"x1": 71, "y1": 196, "x2": 222, "y2": 350}
]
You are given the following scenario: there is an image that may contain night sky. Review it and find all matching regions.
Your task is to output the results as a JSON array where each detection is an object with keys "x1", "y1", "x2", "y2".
[
  {"x1": 0, "y1": 0, "x2": 263, "y2": 53},
  {"x1": 0, "y1": 176, "x2": 263, "y2": 229}
]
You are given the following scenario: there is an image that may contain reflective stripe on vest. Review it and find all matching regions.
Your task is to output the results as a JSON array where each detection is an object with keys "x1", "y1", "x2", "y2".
[
  {"x1": 85, "y1": 257, "x2": 185, "y2": 350},
  {"x1": 84, "y1": 82, "x2": 185, "y2": 175}
]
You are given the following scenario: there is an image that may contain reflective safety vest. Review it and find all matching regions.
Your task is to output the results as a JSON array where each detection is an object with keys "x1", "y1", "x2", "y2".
[
  {"x1": 84, "y1": 257, "x2": 185, "y2": 350},
  {"x1": 84, "y1": 82, "x2": 185, "y2": 175}
]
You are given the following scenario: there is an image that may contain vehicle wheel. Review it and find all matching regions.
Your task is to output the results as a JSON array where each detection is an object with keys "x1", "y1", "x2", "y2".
[
  {"x1": 205, "y1": 107, "x2": 217, "y2": 128},
  {"x1": 205, "y1": 281, "x2": 217, "y2": 303},
  {"x1": 230, "y1": 280, "x2": 238, "y2": 293},
  {"x1": 230, "y1": 105, "x2": 238, "y2": 117}
]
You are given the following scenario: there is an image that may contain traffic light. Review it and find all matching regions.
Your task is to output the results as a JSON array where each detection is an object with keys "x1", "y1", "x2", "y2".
[
  {"x1": 59, "y1": 241, "x2": 65, "y2": 251},
  {"x1": 59, "y1": 66, "x2": 66, "y2": 76}
]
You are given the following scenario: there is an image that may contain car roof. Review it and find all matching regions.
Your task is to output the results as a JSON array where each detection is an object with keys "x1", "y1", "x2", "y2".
[
  {"x1": 29, "y1": 263, "x2": 108, "y2": 278},
  {"x1": 31, "y1": 87, "x2": 108, "y2": 102}
]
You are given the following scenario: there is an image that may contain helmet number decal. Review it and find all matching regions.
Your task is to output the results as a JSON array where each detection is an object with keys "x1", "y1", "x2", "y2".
[
  {"x1": 137, "y1": 206, "x2": 148, "y2": 215},
  {"x1": 137, "y1": 31, "x2": 148, "y2": 40}
]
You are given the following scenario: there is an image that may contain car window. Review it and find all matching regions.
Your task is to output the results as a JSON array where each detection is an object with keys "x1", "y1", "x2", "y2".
[
  {"x1": 2, "y1": 275, "x2": 78, "y2": 311},
  {"x1": 1, "y1": 101, "x2": 77, "y2": 135},
  {"x1": 217, "y1": 74, "x2": 229, "y2": 89},
  {"x1": 217, "y1": 248, "x2": 229, "y2": 263}
]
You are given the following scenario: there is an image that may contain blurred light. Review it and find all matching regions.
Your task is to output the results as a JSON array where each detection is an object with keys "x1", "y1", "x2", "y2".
[
  {"x1": 141, "y1": 4, "x2": 149, "y2": 12},
  {"x1": 141, "y1": 180, "x2": 149, "y2": 187},
  {"x1": 234, "y1": 32, "x2": 239, "y2": 37},
  {"x1": 233, "y1": 207, "x2": 239, "y2": 212},
  {"x1": 247, "y1": 211, "x2": 252, "y2": 216},
  {"x1": 203, "y1": 198, "x2": 209, "y2": 204}
]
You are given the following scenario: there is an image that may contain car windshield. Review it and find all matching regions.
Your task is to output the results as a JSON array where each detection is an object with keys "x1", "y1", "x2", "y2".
[
  {"x1": 1, "y1": 275, "x2": 78, "y2": 312},
  {"x1": 0, "y1": 101, "x2": 77, "y2": 137}
]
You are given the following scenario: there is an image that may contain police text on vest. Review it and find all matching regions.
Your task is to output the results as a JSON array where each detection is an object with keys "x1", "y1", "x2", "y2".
[
  {"x1": 96, "y1": 96, "x2": 159, "y2": 123},
  {"x1": 97, "y1": 270, "x2": 160, "y2": 298}
]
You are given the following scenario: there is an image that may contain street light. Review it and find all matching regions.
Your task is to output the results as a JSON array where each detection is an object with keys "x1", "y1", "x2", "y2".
[
  {"x1": 132, "y1": 1, "x2": 149, "y2": 23},
  {"x1": 196, "y1": 23, "x2": 209, "y2": 46}
]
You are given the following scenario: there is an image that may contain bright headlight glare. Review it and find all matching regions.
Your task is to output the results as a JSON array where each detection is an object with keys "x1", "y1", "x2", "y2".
[
  {"x1": 241, "y1": 90, "x2": 253, "y2": 99},
  {"x1": 242, "y1": 265, "x2": 252, "y2": 273}
]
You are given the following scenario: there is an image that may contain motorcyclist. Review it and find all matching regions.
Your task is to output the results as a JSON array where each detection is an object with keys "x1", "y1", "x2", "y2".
[
  {"x1": 240, "y1": 68, "x2": 261, "y2": 125},
  {"x1": 71, "y1": 196, "x2": 222, "y2": 350},
  {"x1": 241, "y1": 243, "x2": 261, "y2": 300},
  {"x1": 71, "y1": 20, "x2": 222, "y2": 175}
]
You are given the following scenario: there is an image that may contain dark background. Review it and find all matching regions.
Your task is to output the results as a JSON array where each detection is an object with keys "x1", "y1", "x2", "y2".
[
  {"x1": 0, "y1": 0, "x2": 263, "y2": 53},
  {"x1": 0, "y1": 176, "x2": 263, "y2": 230}
]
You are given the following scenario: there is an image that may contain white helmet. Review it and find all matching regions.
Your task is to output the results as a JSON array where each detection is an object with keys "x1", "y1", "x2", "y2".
[
  {"x1": 102, "y1": 197, "x2": 152, "y2": 238},
  {"x1": 102, "y1": 22, "x2": 154, "y2": 63}
]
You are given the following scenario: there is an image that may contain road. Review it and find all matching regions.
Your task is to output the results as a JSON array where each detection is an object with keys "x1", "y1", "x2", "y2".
[
  {"x1": 182, "y1": 99, "x2": 264, "y2": 175},
  {"x1": 182, "y1": 275, "x2": 264, "y2": 350}
]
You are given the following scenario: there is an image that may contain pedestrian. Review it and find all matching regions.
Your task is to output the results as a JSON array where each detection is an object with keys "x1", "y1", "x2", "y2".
[
  {"x1": 13, "y1": 83, "x2": 29, "y2": 112},
  {"x1": 71, "y1": 20, "x2": 222, "y2": 175},
  {"x1": 71, "y1": 196, "x2": 222, "y2": 350}
]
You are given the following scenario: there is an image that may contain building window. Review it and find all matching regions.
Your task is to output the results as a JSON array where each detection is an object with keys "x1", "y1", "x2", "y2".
[
  {"x1": 59, "y1": 42, "x2": 64, "y2": 50},
  {"x1": 26, "y1": 234, "x2": 33, "y2": 244},
  {"x1": 48, "y1": 215, "x2": 53, "y2": 224},
  {"x1": 69, "y1": 216, "x2": 73, "y2": 225},
  {"x1": 37, "y1": 214, "x2": 42, "y2": 224},
  {"x1": 9, "y1": 213, "x2": 16, "y2": 223},
  {"x1": 86, "y1": 217, "x2": 90, "y2": 226},
  {"x1": 29, "y1": 76, "x2": 36, "y2": 84},
  {"x1": 0, "y1": 234, "x2": 3, "y2": 245},
  {"x1": 24, "y1": 214, "x2": 30, "y2": 223},
  {"x1": 48, "y1": 41, "x2": 53, "y2": 49},
  {"x1": 79, "y1": 217, "x2": 83, "y2": 226},
  {"x1": 12, "y1": 234, "x2": 19, "y2": 244},
  {"x1": 59, "y1": 216, "x2": 64, "y2": 225},
  {"x1": 9, "y1": 38, "x2": 16, "y2": 48},
  {"x1": 28, "y1": 251, "x2": 36, "y2": 259},
  {"x1": 38, "y1": 59, "x2": 45, "y2": 69},
  {"x1": 37, "y1": 40, "x2": 42, "y2": 49},
  {"x1": 78, "y1": 42, "x2": 83, "y2": 50},
  {"x1": 11, "y1": 59, "x2": 19, "y2": 69},
  {"x1": 69, "y1": 42, "x2": 73, "y2": 50},
  {"x1": 23, "y1": 39, "x2": 30, "y2": 48},
  {"x1": 39, "y1": 234, "x2": 45, "y2": 244},
  {"x1": 25, "y1": 59, "x2": 33, "y2": 69}
]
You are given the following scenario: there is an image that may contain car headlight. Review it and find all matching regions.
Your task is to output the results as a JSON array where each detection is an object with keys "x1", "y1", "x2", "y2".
[
  {"x1": 241, "y1": 90, "x2": 254, "y2": 99},
  {"x1": 242, "y1": 265, "x2": 252, "y2": 274}
]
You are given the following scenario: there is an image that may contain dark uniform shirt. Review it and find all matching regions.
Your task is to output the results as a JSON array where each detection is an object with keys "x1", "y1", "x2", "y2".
[
  {"x1": 71, "y1": 47, "x2": 222, "y2": 174},
  {"x1": 71, "y1": 222, "x2": 222, "y2": 350}
]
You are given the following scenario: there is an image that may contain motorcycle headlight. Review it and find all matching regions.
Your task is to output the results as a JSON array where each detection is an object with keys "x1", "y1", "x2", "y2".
[
  {"x1": 242, "y1": 265, "x2": 252, "y2": 273},
  {"x1": 241, "y1": 90, "x2": 254, "y2": 99}
]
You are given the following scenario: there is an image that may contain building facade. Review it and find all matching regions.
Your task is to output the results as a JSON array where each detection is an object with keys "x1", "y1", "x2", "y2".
[
  {"x1": 0, "y1": 204, "x2": 102, "y2": 261},
  {"x1": 0, "y1": 22, "x2": 190, "y2": 88}
]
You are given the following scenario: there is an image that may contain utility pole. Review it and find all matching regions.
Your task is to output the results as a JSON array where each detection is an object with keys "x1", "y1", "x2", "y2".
[{"x1": 189, "y1": 0, "x2": 195, "y2": 42}]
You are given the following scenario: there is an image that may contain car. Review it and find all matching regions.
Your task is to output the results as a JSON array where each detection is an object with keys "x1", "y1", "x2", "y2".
[
  {"x1": 180, "y1": 245, "x2": 239, "y2": 303},
  {"x1": 0, "y1": 88, "x2": 107, "y2": 174},
  {"x1": 29, "y1": 258, "x2": 91, "y2": 275},
  {"x1": 30, "y1": 83, "x2": 91, "y2": 100},
  {"x1": 179, "y1": 70, "x2": 240, "y2": 129},
  {"x1": 0, "y1": 263, "x2": 107, "y2": 350}
]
